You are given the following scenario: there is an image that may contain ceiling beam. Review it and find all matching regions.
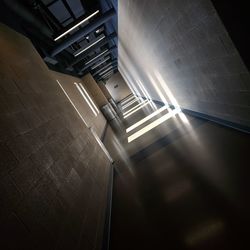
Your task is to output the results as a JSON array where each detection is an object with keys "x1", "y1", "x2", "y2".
[
  {"x1": 50, "y1": 8, "x2": 116, "y2": 56},
  {"x1": 69, "y1": 32, "x2": 116, "y2": 67},
  {"x1": 77, "y1": 45, "x2": 116, "y2": 72},
  {"x1": 92, "y1": 60, "x2": 117, "y2": 76},
  {"x1": 92, "y1": 61, "x2": 117, "y2": 76}
]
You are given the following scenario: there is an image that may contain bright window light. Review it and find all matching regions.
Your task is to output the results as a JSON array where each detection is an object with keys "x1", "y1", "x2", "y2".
[
  {"x1": 178, "y1": 112, "x2": 189, "y2": 124},
  {"x1": 85, "y1": 49, "x2": 108, "y2": 65},
  {"x1": 154, "y1": 71, "x2": 179, "y2": 107},
  {"x1": 123, "y1": 99, "x2": 148, "y2": 116},
  {"x1": 121, "y1": 99, "x2": 139, "y2": 110},
  {"x1": 75, "y1": 83, "x2": 97, "y2": 116},
  {"x1": 79, "y1": 83, "x2": 99, "y2": 114},
  {"x1": 137, "y1": 80, "x2": 150, "y2": 100},
  {"x1": 153, "y1": 71, "x2": 190, "y2": 124},
  {"x1": 124, "y1": 101, "x2": 151, "y2": 119},
  {"x1": 137, "y1": 80, "x2": 157, "y2": 110},
  {"x1": 91, "y1": 57, "x2": 110, "y2": 69},
  {"x1": 126, "y1": 105, "x2": 170, "y2": 133},
  {"x1": 128, "y1": 109, "x2": 181, "y2": 142},
  {"x1": 74, "y1": 35, "x2": 105, "y2": 57},
  {"x1": 54, "y1": 10, "x2": 99, "y2": 41},
  {"x1": 148, "y1": 74, "x2": 169, "y2": 105},
  {"x1": 56, "y1": 80, "x2": 89, "y2": 127}
]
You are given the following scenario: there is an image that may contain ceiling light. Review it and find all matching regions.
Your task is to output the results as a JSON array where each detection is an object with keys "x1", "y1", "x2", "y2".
[
  {"x1": 85, "y1": 49, "x2": 109, "y2": 65},
  {"x1": 91, "y1": 57, "x2": 110, "y2": 69},
  {"x1": 74, "y1": 35, "x2": 105, "y2": 57},
  {"x1": 54, "y1": 10, "x2": 99, "y2": 41},
  {"x1": 99, "y1": 66, "x2": 114, "y2": 75},
  {"x1": 94, "y1": 62, "x2": 115, "y2": 75}
]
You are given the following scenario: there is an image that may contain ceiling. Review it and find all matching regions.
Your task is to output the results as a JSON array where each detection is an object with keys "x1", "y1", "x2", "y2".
[{"x1": 1, "y1": 0, "x2": 118, "y2": 82}]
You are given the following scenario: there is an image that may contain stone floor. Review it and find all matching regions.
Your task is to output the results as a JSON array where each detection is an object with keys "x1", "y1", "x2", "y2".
[{"x1": 103, "y1": 97, "x2": 250, "y2": 250}]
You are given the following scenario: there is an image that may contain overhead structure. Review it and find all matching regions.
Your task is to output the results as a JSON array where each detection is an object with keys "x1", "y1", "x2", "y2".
[
  {"x1": 50, "y1": 8, "x2": 116, "y2": 57},
  {"x1": 1, "y1": 0, "x2": 118, "y2": 81}
]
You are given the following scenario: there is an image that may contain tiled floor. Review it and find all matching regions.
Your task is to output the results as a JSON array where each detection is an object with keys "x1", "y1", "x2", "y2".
[{"x1": 103, "y1": 98, "x2": 250, "y2": 250}]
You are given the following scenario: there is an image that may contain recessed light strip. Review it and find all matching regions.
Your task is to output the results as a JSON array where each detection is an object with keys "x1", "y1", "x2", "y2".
[
  {"x1": 75, "y1": 83, "x2": 97, "y2": 116},
  {"x1": 102, "y1": 71, "x2": 113, "y2": 79},
  {"x1": 120, "y1": 95, "x2": 136, "y2": 105},
  {"x1": 101, "y1": 69, "x2": 114, "y2": 77},
  {"x1": 128, "y1": 109, "x2": 181, "y2": 142},
  {"x1": 54, "y1": 10, "x2": 100, "y2": 41},
  {"x1": 126, "y1": 105, "x2": 170, "y2": 133},
  {"x1": 121, "y1": 99, "x2": 139, "y2": 110},
  {"x1": 123, "y1": 99, "x2": 148, "y2": 116},
  {"x1": 91, "y1": 57, "x2": 110, "y2": 69},
  {"x1": 124, "y1": 101, "x2": 151, "y2": 119},
  {"x1": 74, "y1": 35, "x2": 105, "y2": 57},
  {"x1": 99, "y1": 66, "x2": 114, "y2": 75},
  {"x1": 56, "y1": 80, "x2": 89, "y2": 127},
  {"x1": 85, "y1": 49, "x2": 108, "y2": 65},
  {"x1": 79, "y1": 83, "x2": 99, "y2": 113}
]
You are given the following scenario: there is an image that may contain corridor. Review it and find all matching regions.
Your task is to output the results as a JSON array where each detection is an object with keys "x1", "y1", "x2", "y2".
[
  {"x1": 102, "y1": 95, "x2": 250, "y2": 250},
  {"x1": 0, "y1": 0, "x2": 250, "y2": 250}
]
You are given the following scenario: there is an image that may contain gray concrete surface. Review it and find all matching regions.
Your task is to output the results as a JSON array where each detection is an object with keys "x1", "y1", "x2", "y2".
[
  {"x1": 0, "y1": 23, "x2": 110, "y2": 250},
  {"x1": 118, "y1": 0, "x2": 250, "y2": 126}
]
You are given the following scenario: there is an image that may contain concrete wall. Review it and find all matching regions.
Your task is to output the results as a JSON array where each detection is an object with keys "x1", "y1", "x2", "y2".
[
  {"x1": 99, "y1": 82, "x2": 112, "y2": 100},
  {"x1": 82, "y1": 74, "x2": 109, "y2": 108},
  {"x1": 54, "y1": 71, "x2": 106, "y2": 138},
  {"x1": 0, "y1": 23, "x2": 111, "y2": 250},
  {"x1": 119, "y1": 0, "x2": 250, "y2": 126},
  {"x1": 106, "y1": 72, "x2": 132, "y2": 103}
]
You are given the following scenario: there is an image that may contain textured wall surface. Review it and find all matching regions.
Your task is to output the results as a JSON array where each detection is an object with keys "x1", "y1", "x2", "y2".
[
  {"x1": 118, "y1": 0, "x2": 250, "y2": 126},
  {"x1": 54, "y1": 71, "x2": 106, "y2": 138},
  {"x1": 82, "y1": 74, "x2": 109, "y2": 108},
  {"x1": 106, "y1": 72, "x2": 132, "y2": 103},
  {"x1": 0, "y1": 23, "x2": 111, "y2": 250},
  {"x1": 98, "y1": 82, "x2": 112, "y2": 101}
]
